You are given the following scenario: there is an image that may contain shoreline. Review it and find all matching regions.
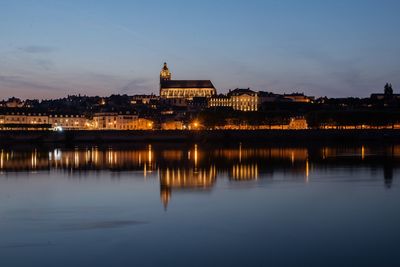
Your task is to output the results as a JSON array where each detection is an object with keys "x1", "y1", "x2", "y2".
[{"x1": 0, "y1": 129, "x2": 399, "y2": 144}]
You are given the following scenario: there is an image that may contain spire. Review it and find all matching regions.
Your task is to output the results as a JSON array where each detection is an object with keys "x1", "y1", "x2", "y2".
[{"x1": 160, "y1": 62, "x2": 172, "y2": 82}]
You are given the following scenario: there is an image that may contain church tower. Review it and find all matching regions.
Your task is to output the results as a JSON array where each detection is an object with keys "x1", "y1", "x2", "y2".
[{"x1": 160, "y1": 62, "x2": 172, "y2": 82}]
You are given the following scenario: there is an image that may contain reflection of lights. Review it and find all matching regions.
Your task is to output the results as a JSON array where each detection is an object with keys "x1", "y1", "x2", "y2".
[
  {"x1": 85, "y1": 149, "x2": 90, "y2": 164},
  {"x1": 0, "y1": 150, "x2": 3, "y2": 170},
  {"x1": 305, "y1": 159, "x2": 309, "y2": 182},
  {"x1": 231, "y1": 164, "x2": 259, "y2": 181},
  {"x1": 148, "y1": 145, "x2": 153, "y2": 172},
  {"x1": 74, "y1": 150, "x2": 79, "y2": 167},
  {"x1": 361, "y1": 145, "x2": 365, "y2": 160},
  {"x1": 93, "y1": 147, "x2": 98, "y2": 165},
  {"x1": 239, "y1": 143, "x2": 242, "y2": 163},
  {"x1": 31, "y1": 149, "x2": 37, "y2": 169},
  {"x1": 194, "y1": 144, "x2": 198, "y2": 169},
  {"x1": 148, "y1": 145, "x2": 152, "y2": 163},
  {"x1": 108, "y1": 148, "x2": 113, "y2": 165},
  {"x1": 53, "y1": 149, "x2": 61, "y2": 160},
  {"x1": 114, "y1": 152, "x2": 117, "y2": 165}
]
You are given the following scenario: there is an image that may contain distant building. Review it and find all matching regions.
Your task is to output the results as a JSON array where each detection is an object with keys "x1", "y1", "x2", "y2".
[
  {"x1": 0, "y1": 111, "x2": 50, "y2": 130},
  {"x1": 159, "y1": 62, "x2": 216, "y2": 100},
  {"x1": 228, "y1": 88, "x2": 259, "y2": 111},
  {"x1": 130, "y1": 94, "x2": 159, "y2": 105},
  {"x1": 283, "y1": 93, "x2": 314, "y2": 103},
  {"x1": 288, "y1": 117, "x2": 308, "y2": 130},
  {"x1": 208, "y1": 94, "x2": 231, "y2": 108},
  {"x1": 161, "y1": 121, "x2": 184, "y2": 130},
  {"x1": 5, "y1": 97, "x2": 24, "y2": 108},
  {"x1": 371, "y1": 83, "x2": 400, "y2": 100},
  {"x1": 208, "y1": 89, "x2": 259, "y2": 111},
  {"x1": 49, "y1": 114, "x2": 87, "y2": 130},
  {"x1": 92, "y1": 112, "x2": 153, "y2": 130},
  {"x1": 258, "y1": 91, "x2": 281, "y2": 103}
]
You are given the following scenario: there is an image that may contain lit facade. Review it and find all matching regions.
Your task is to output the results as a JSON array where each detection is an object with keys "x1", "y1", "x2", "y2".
[
  {"x1": 288, "y1": 117, "x2": 308, "y2": 130},
  {"x1": 159, "y1": 62, "x2": 216, "y2": 100},
  {"x1": 228, "y1": 89, "x2": 259, "y2": 111},
  {"x1": 161, "y1": 121, "x2": 184, "y2": 130},
  {"x1": 0, "y1": 112, "x2": 50, "y2": 129},
  {"x1": 208, "y1": 89, "x2": 259, "y2": 111},
  {"x1": 208, "y1": 94, "x2": 231, "y2": 108},
  {"x1": 92, "y1": 112, "x2": 153, "y2": 130},
  {"x1": 49, "y1": 114, "x2": 87, "y2": 130}
]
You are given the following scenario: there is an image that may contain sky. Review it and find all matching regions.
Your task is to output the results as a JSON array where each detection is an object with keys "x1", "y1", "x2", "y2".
[{"x1": 0, "y1": 0, "x2": 399, "y2": 100}]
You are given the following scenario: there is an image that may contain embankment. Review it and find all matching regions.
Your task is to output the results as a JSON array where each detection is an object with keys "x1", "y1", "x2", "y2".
[{"x1": 0, "y1": 129, "x2": 399, "y2": 144}]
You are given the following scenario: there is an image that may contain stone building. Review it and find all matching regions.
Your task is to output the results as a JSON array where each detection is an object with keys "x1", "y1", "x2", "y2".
[
  {"x1": 92, "y1": 112, "x2": 153, "y2": 130},
  {"x1": 159, "y1": 62, "x2": 216, "y2": 100},
  {"x1": 228, "y1": 88, "x2": 259, "y2": 111},
  {"x1": 208, "y1": 88, "x2": 259, "y2": 111},
  {"x1": 48, "y1": 114, "x2": 87, "y2": 130}
]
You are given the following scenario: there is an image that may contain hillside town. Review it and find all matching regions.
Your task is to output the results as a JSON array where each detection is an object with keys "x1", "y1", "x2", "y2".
[{"x1": 1, "y1": 63, "x2": 400, "y2": 131}]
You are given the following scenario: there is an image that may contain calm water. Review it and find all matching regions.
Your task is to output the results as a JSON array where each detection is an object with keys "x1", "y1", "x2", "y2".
[{"x1": 0, "y1": 143, "x2": 399, "y2": 267}]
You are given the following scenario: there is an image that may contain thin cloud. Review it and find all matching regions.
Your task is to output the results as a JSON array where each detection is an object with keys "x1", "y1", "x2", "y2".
[
  {"x1": 18, "y1": 45, "x2": 56, "y2": 54},
  {"x1": 119, "y1": 78, "x2": 152, "y2": 94},
  {"x1": 33, "y1": 59, "x2": 54, "y2": 71},
  {"x1": 0, "y1": 74, "x2": 57, "y2": 92}
]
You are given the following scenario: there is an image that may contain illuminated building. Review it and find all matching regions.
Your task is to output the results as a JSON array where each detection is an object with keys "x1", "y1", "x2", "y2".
[
  {"x1": 288, "y1": 117, "x2": 308, "y2": 130},
  {"x1": 161, "y1": 121, "x2": 184, "y2": 130},
  {"x1": 48, "y1": 114, "x2": 87, "y2": 130},
  {"x1": 208, "y1": 94, "x2": 231, "y2": 108},
  {"x1": 92, "y1": 112, "x2": 153, "y2": 130},
  {"x1": 0, "y1": 112, "x2": 50, "y2": 130},
  {"x1": 159, "y1": 62, "x2": 216, "y2": 100},
  {"x1": 208, "y1": 89, "x2": 259, "y2": 112},
  {"x1": 228, "y1": 88, "x2": 259, "y2": 111}
]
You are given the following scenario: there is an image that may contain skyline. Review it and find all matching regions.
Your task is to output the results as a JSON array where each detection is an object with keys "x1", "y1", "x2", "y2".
[{"x1": 1, "y1": 0, "x2": 400, "y2": 100}]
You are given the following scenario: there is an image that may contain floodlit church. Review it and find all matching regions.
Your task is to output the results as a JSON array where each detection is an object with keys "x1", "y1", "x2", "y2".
[{"x1": 159, "y1": 62, "x2": 217, "y2": 100}]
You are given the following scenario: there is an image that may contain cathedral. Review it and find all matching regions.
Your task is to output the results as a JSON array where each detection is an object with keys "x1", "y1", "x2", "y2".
[{"x1": 159, "y1": 62, "x2": 216, "y2": 100}]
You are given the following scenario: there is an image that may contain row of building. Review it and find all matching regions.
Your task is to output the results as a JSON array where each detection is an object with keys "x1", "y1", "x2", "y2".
[
  {"x1": 0, "y1": 112, "x2": 153, "y2": 130},
  {"x1": 159, "y1": 62, "x2": 314, "y2": 111},
  {"x1": 0, "y1": 111, "x2": 310, "y2": 130}
]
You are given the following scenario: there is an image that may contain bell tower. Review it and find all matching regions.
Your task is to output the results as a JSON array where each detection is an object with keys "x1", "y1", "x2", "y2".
[{"x1": 160, "y1": 62, "x2": 172, "y2": 82}]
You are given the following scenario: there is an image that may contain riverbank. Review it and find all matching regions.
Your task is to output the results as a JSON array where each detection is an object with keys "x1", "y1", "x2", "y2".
[{"x1": 0, "y1": 129, "x2": 399, "y2": 144}]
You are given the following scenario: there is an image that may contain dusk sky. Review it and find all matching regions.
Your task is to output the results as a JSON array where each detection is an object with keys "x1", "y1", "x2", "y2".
[{"x1": 1, "y1": 0, "x2": 399, "y2": 99}]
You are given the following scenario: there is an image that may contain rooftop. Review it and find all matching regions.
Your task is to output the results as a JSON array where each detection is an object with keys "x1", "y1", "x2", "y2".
[{"x1": 161, "y1": 80, "x2": 215, "y2": 89}]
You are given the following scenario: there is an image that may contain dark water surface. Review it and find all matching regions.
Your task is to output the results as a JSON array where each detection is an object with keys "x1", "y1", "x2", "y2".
[{"x1": 0, "y1": 143, "x2": 399, "y2": 267}]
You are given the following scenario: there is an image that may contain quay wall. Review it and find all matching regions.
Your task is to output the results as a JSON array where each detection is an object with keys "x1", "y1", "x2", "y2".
[{"x1": 0, "y1": 130, "x2": 399, "y2": 144}]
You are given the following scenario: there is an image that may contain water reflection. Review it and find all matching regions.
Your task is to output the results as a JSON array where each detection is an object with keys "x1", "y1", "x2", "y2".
[{"x1": 0, "y1": 144, "x2": 399, "y2": 207}]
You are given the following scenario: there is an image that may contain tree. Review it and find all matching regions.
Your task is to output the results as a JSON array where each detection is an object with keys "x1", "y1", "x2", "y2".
[{"x1": 384, "y1": 83, "x2": 393, "y2": 96}]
